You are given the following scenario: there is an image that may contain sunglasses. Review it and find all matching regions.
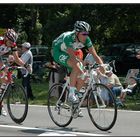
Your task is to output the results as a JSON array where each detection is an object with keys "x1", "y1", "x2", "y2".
[{"x1": 81, "y1": 32, "x2": 89, "y2": 36}]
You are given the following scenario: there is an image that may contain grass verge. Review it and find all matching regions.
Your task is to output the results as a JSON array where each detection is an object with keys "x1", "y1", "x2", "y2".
[
  {"x1": 28, "y1": 80, "x2": 49, "y2": 105},
  {"x1": 21, "y1": 78, "x2": 140, "y2": 111}
]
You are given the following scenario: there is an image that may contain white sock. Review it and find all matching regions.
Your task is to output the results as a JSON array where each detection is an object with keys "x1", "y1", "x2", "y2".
[{"x1": 69, "y1": 87, "x2": 76, "y2": 95}]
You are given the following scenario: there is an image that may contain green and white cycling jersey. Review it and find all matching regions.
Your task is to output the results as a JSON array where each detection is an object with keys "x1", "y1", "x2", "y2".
[{"x1": 52, "y1": 30, "x2": 93, "y2": 70}]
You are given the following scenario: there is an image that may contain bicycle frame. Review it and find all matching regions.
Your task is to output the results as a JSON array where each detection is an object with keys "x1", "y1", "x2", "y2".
[
  {"x1": 0, "y1": 66, "x2": 29, "y2": 124},
  {"x1": 0, "y1": 83, "x2": 10, "y2": 103},
  {"x1": 0, "y1": 70, "x2": 14, "y2": 105},
  {"x1": 48, "y1": 62, "x2": 117, "y2": 130},
  {"x1": 0, "y1": 66, "x2": 28, "y2": 105},
  {"x1": 56, "y1": 65, "x2": 107, "y2": 111}
]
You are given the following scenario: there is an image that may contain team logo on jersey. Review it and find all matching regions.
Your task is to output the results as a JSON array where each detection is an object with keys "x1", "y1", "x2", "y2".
[
  {"x1": 73, "y1": 42, "x2": 84, "y2": 49},
  {"x1": 60, "y1": 42, "x2": 67, "y2": 52},
  {"x1": 59, "y1": 55, "x2": 68, "y2": 63}
]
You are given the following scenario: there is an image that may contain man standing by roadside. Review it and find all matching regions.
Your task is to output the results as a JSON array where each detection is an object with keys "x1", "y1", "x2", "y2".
[{"x1": 20, "y1": 42, "x2": 35, "y2": 100}]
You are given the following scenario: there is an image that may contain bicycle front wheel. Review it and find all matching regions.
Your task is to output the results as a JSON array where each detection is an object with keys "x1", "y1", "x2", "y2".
[
  {"x1": 87, "y1": 83, "x2": 117, "y2": 131},
  {"x1": 48, "y1": 83, "x2": 73, "y2": 127},
  {"x1": 7, "y1": 84, "x2": 28, "y2": 124}
]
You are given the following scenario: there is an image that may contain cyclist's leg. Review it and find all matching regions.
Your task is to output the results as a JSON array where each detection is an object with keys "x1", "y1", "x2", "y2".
[
  {"x1": 76, "y1": 77, "x2": 85, "y2": 91},
  {"x1": 67, "y1": 58, "x2": 86, "y2": 103},
  {"x1": 0, "y1": 61, "x2": 8, "y2": 116},
  {"x1": 71, "y1": 58, "x2": 88, "y2": 91},
  {"x1": 53, "y1": 48, "x2": 81, "y2": 103},
  {"x1": 0, "y1": 61, "x2": 8, "y2": 94}
]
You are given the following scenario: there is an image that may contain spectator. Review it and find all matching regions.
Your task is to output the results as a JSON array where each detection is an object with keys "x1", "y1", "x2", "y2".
[
  {"x1": 105, "y1": 66, "x2": 125, "y2": 106},
  {"x1": 121, "y1": 69, "x2": 139, "y2": 102},
  {"x1": 44, "y1": 57, "x2": 67, "y2": 88},
  {"x1": 125, "y1": 69, "x2": 139, "y2": 86},
  {"x1": 44, "y1": 58, "x2": 67, "y2": 102},
  {"x1": 20, "y1": 42, "x2": 34, "y2": 100},
  {"x1": 83, "y1": 52, "x2": 128, "y2": 106},
  {"x1": 96, "y1": 65, "x2": 109, "y2": 84}
]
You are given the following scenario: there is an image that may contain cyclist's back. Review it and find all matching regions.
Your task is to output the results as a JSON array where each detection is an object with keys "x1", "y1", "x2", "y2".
[{"x1": 52, "y1": 30, "x2": 92, "y2": 68}]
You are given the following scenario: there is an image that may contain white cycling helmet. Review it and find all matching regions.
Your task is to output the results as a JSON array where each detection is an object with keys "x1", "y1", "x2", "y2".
[
  {"x1": 74, "y1": 21, "x2": 91, "y2": 32},
  {"x1": 5, "y1": 29, "x2": 18, "y2": 43},
  {"x1": 21, "y1": 42, "x2": 31, "y2": 49}
]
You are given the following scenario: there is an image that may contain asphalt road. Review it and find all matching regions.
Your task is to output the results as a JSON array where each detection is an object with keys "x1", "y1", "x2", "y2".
[{"x1": 0, "y1": 105, "x2": 140, "y2": 136}]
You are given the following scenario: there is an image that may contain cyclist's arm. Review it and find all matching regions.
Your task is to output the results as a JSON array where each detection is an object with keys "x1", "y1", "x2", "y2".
[
  {"x1": 12, "y1": 51, "x2": 25, "y2": 66},
  {"x1": 88, "y1": 47, "x2": 103, "y2": 65}
]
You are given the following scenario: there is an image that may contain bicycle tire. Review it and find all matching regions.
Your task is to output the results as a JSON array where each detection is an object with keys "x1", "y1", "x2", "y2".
[
  {"x1": 48, "y1": 83, "x2": 73, "y2": 127},
  {"x1": 87, "y1": 83, "x2": 117, "y2": 131},
  {"x1": 7, "y1": 83, "x2": 28, "y2": 124}
]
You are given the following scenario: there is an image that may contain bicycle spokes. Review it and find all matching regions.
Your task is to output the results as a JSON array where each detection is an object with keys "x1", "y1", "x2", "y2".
[{"x1": 48, "y1": 83, "x2": 73, "y2": 127}]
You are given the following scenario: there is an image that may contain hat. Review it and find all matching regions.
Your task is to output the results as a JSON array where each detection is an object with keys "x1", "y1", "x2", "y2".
[
  {"x1": 100, "y1": 64, "x2": 113, "y2": 74},
  {"x1": 104, "y1": 65, "x2": 113, "y2": 74},
  {"x1": 21, "y1": 42, "x2": 31, "y2": 49}
]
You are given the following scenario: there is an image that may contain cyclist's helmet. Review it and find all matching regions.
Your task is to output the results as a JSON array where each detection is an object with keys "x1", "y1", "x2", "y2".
[
  {"x1": 74, "y1": 21, "x2": 91, "y2": 32},
  {"x1": 5, "y1": 29, "x2": 18, "y2": 43}
]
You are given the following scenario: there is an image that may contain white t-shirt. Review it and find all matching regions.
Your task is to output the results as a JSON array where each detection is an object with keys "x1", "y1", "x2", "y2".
[
  {"x1": 84, "y1": 53, "x2": 95, "y2": 65},
  {"x1": 20, "y1": 50, "x2": 33, "y2": 74}
]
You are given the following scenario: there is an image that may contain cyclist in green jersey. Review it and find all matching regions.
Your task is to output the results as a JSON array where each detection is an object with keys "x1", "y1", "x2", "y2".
[{"x1": 52, "y1": 21, "x2": 103, "y2": 104}]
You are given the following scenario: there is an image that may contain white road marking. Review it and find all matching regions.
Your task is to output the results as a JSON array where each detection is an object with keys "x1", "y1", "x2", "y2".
[
  {"x1": 0, "y1": 124, "x2": 108, "y2": 136},
  {"x1": 38, "y1": 131, "x2": 108, "y2": 136},
  {"x1": 39, "y1": 132, "x2": 76, "y2": 136}
]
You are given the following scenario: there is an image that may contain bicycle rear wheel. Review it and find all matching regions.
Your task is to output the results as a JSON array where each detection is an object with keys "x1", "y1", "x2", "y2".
[
  {"x1": 48, "y1": 83, "x2": 73, "y2": 127},
  {"x1": 87, "y1": 83, "x2": 117, "y2": 131},
  {"x1": 7, "y1": 83, "x2": 28, "y2": 124}
]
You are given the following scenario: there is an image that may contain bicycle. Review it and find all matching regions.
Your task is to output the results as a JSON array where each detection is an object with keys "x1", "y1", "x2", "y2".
[
  {"x1": 47, "y1": 63, "x2": 117, "y2": 131},
  {"x1": 0, "y1": 66, "x2": 28, "y2": 124}
]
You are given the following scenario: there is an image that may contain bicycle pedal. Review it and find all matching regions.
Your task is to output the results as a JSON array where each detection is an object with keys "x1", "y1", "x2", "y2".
[
  {"x1": 72, "y1": 109, "x2": 81, "y2": 119},
  {"x1": 72, "y1": 111, "x2": 78, "y2": 119},
  {"x1": 72, "y1": 113, "x2": 78, "y2": 119},
  {"x1": 61, "y1": 103, "x2": 70, "y2": 109}
]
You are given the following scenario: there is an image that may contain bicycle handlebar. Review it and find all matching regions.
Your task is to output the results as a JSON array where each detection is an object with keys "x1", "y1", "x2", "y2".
[
  {"x1": 85, "y1": 60, "x2": 116, "y2": 72},
  {"x1": 8, "y1": 66, "x2": 29, "y2": 77}
]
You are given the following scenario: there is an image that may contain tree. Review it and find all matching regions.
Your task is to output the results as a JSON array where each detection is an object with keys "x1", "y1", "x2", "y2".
[{"x1": 0, "y1": 4, "x2": 139, "y2": 50}]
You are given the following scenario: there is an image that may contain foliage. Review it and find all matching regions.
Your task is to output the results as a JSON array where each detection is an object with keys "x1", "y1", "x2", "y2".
[{"x1": 0, "y1": 4, "x2": 139, "y2": 52}]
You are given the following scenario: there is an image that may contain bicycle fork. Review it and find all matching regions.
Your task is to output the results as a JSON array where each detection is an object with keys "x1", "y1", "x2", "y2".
[{"x1": 93, "y1": 89, "x2": 106, "y2": 108}]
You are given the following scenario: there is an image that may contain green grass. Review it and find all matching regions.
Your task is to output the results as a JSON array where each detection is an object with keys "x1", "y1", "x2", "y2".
[
  {"x1": 29, "y1": 81, "x2": 49, "y2": 105},
  {"x1": 121, "y1": 94, "x2": 140, "y2": 110},
  {"x1": 15, "y1": 77, "x2": 140, "y2": 111}
]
